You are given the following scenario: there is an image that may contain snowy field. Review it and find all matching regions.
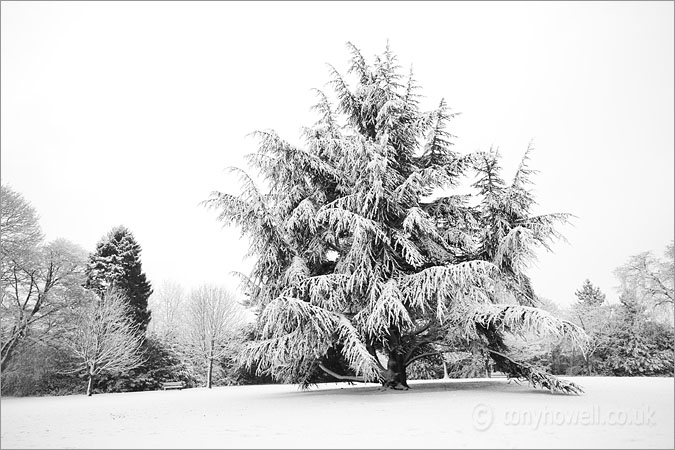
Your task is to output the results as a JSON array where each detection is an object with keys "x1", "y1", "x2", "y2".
[{"x1": 1, "y1": 377, "x2": 673, "y2": 449}]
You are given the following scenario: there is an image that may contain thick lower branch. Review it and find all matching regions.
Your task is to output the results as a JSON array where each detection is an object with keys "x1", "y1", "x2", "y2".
[
  {"x1": 403, "y1": 339, "x2": 434, "y2": 363},
  {"x1": 318, "y1": 363, "x2": 367, "y2": 383},
  {"x1": 405, "y1": 349, "x2": 458, "y2": 368}
]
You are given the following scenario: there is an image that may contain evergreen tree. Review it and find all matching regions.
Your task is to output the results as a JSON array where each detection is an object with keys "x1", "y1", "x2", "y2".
[
  {"x1": 574, "y1": 279, "x2": 606, "y2": 306},
  {"x1": 85, "y1": 226, "x2": 152, "y2": 333},
  {"x1": 206, "y1": 42, "x2": 586, "y2": 393},
  {"x1": 570, "y1": 281, "x2": 610, "y2": 375}
]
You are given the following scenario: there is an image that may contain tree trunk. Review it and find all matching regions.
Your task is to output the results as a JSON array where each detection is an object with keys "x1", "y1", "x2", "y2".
[
  {"x1": 0, "y1": 346, "x2": 14, "y2": 373},
  {"x1": 384, "y1": 350, "x2": 409, "y2": 389},
  {"x1": 442, "y1": 359, "x2": 449, "y2": 379},
  {"x1": 206, "y1": 358, "x2": 213, "y2": 389},
  {"x1": 86, "y1": 374, "x2": 94, "y2": 396},
  {"x1": 384, "y1": 327, "x2": 409, "y2": 389},
  {"x1": 572, "y1": 347, "x2": 577, "y2": 372},
  {"x1": 1, "y1": 333, "x2": 22, "y2": 372}
]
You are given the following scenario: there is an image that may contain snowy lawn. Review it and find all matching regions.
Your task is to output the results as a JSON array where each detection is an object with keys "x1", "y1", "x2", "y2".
[{"x1": 1, "y1": 377, "x2": 673, "y2": 449}]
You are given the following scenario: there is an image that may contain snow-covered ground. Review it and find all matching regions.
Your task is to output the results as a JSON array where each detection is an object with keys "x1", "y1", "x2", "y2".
[{"x1": 1, "y1": 377, "x2": 673, "y2": 449}]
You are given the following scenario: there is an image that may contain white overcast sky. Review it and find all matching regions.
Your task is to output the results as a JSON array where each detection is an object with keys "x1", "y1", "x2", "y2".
[{"x1": 2, "y1": 1, "x2": 673, "y2": 306}]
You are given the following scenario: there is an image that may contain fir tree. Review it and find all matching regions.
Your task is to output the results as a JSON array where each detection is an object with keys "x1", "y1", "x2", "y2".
[
  {"x1": 205, "y1": 42, "x2": 586, "y2": 393},
  {"x1": 85, "y1": 226, "x2": 152, "y2": 333},
  {"x1": 574, "y1": 279, "x2": 606, "y2": 307},
  {"x1": 571, "y1": 280, "x2": 609, "y2": 375}
]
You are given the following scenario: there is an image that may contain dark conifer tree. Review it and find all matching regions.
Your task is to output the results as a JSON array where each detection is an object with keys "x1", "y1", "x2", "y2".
[{"x1": 85, "y1": 226, "x2": 152, "y2": 333}]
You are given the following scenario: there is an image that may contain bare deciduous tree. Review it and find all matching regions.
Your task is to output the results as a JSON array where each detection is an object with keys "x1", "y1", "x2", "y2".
[
  {"x1": 570, "y1": 302, "x2": 620, "y2": 376},
  {"x1": 65, "y1": 289, "x2": 146, "y2": 396},
  {"x1": 0, "y1": 184, "x2": 43, "y2": 272},
  {"x1": 1, "y1": 184, "x2": 43, "y2": 370},
  {"x1": 2, "y1": 234, "x2": 89, "y2": 372},
  {"x1": 1, "y1": 185, "x2": 90, "y2": 371},
  {"x1": 614, "y1": 242, "x2": 674, "y2": 323},
  {"x1": 182, "y1": 285, "x2": 246, "y2": 388},
  {"x1": 148, "y1": 280, "x2": 185, "y2": 341}
]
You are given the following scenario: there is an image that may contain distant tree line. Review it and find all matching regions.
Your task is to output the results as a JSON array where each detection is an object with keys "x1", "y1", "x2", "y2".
[
  {"x1": 533, "y1": 246, "x2": 673, "y2": 377},
  {"x1": 0, "y1": 185, "x2": 254, "y2": 396}
]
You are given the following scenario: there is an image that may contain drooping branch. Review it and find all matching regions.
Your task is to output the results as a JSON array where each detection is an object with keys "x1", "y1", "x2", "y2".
[
  {"x1": 318, "y1": 362, "x2": 368, "y2": 383},
  {"x1": 487, "y1": 349, "x2": 584, "y2": 395}
]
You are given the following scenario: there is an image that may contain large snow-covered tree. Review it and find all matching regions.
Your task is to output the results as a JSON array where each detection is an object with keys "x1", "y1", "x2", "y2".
[
  {"x1": 85, "y1": 226, "x2": 152, "y2": 334},
  {"x1": 206, "y1": 42, "x2": 587, "y2": 393}
]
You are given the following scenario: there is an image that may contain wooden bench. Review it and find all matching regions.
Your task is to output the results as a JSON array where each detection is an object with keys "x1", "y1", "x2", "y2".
[{"x1": 161, "y1": 381, "x2": 185, "y2": 390}]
